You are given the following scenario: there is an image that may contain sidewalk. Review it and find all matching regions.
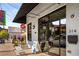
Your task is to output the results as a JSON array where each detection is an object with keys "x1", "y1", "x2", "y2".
[
  {"x1": 0, "y1": 42, "x2": 66, "y2": 56},
  {"x1": 0, "y1": 43, "x2": 16, "y2": 56},
  {"x1": 19, "y1": 50, "x2": 50, "y2": 56}
]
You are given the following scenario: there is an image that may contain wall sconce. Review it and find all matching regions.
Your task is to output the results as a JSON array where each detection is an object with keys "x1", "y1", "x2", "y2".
[{"x1": 71, "y1": 14, "x2": 75, "y2": 19}]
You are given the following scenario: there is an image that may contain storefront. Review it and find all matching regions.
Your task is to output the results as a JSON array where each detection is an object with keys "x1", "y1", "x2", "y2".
[
  {"x1": 38, "y1": 6, "x2": 66, "y2": 56},
  {"x1": 13, "y1": 3, "x2": 79, "y2": 56},
  {"x1": 26, "y1": 3, "x2": 66, "y2": 54}
]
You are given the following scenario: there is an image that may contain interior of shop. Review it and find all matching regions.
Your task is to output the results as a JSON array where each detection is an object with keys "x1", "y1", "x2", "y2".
[{"x1": 38, "y1": 6, "x2": 66, "y2": 56}]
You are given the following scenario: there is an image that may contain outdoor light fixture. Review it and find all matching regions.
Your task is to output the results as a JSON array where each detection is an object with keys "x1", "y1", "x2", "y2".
[{"x1": 71, "y1": 14, "x2": 74, "y2": 18}]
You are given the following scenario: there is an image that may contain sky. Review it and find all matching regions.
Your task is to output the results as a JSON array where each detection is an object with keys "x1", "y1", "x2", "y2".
[
  {"x1": 0, "y1": 3, "x2": 22, "y2": 28},
  {"x1": 0, "y1": 3, "x2": 66, "y2": 29}
]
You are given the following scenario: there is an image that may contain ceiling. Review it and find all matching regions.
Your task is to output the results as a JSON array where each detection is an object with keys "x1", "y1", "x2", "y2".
[
  {"x1": 28, "y1": 3, "x2": 55, "y2": 16},
  {"x1": 39, "y1": 6, "x2": 66, "y2": 24},
  {"x1": 13, "y1": 3, "x2": 66, "y2": 24},
  {"x1": 13, "y1": 3, "x2": 38, "y2": 24}
]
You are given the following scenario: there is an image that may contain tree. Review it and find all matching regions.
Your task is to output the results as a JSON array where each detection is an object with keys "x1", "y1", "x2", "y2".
[{"x1": 0, "y1": 30, "x2": 9, "y2": 39}]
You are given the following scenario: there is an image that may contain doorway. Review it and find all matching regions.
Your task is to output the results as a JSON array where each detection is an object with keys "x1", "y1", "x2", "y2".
[
  {"x1": 38, "y1": 6, "x2": 66, "y2": 56},
  {"x1": 48, "y1": 18, "x2": 66, "y2": 56}
]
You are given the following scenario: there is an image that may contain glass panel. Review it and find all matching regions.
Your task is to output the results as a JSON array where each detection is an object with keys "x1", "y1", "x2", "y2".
[{"x1": 61, "y1": 18, "x2": 66, "y2": 24}]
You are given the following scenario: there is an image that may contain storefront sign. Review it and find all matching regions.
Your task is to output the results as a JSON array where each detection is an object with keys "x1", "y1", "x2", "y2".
[
  {"x1": 20, "y1": 24, "x2": 26, "y2": 29},
  {"x1": 0, "y1": 10, "x2": 5, "y2": 25}
]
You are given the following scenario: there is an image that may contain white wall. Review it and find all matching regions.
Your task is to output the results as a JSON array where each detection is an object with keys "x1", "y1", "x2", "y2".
[
  {"x1": 66, "y1": 4, "x2": 79, "y2": 56},
  {"x1": 26, "y1": 16, "x2": 40, "y2": 52}
]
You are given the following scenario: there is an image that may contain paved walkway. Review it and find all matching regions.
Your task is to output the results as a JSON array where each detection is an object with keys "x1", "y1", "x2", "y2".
[
  {"x1": 20, "y1": 47, "x2": 66, "y2": 56},
  {"x1": 48, "y1": 47, "x2": 66, "y2": 56},
  {"x1": 26, "y1": 52, "x2": 49, "y2": 56},
  {"x1": 0, "y1": 43, "x2": 16, "y2": 56},
  {"x1": 0, "y1": 43, "x2": 66, "y2": 56}
]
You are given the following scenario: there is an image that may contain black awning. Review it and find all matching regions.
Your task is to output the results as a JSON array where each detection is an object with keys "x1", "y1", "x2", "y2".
[{"x1": 13, "y1": 3, "x2": 38, "y2": 24}]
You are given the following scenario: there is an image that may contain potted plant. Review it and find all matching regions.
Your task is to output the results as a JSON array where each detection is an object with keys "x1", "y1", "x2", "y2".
[{"x1": 0, "y1": 30, "x2": 9, "y2": 44}]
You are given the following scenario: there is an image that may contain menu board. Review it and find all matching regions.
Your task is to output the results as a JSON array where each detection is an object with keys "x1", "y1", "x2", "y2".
[{"x1": 68, "y1": 35, "x2": 78, "y2": 44}]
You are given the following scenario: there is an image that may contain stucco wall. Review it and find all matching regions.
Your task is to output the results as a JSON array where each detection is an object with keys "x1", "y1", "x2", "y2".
[
  {"x1": 66, "y1": 4, "x2": 79, "y2": 56},
  {"x1": 26, "y1": 16, "x2": 40, "y2": 52}
]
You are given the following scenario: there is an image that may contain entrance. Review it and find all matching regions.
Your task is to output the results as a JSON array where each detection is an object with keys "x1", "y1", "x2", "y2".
[{"x1": 38, "y1": 6, "x2": 66, "y2": 56}]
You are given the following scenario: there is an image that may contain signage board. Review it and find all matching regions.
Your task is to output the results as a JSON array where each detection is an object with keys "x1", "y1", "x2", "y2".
[
  {"x1": 68, "y1": 35, "x2": 78, "y2": 44},
  {"x1": 0, "y1": 10, "x2": 6, "y2": 25},
  {"x1": 20, "y1": 24, "x2": 26, "y2": 29}
]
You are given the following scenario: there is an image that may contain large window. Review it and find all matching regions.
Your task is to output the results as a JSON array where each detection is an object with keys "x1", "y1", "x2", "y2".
[{"x1": 27, "y1": 23, "x2": 32, "y2": 41}]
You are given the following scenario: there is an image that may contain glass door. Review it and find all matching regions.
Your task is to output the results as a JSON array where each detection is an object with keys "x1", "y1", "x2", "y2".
[{"x1": 48, "y1": 18, "x2": 66, "y2": 56}]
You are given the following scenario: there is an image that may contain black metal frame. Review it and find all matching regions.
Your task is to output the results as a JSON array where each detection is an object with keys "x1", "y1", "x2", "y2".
[{"x1": 38, "y1": 6, "x2": 66, "y2": 56}]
